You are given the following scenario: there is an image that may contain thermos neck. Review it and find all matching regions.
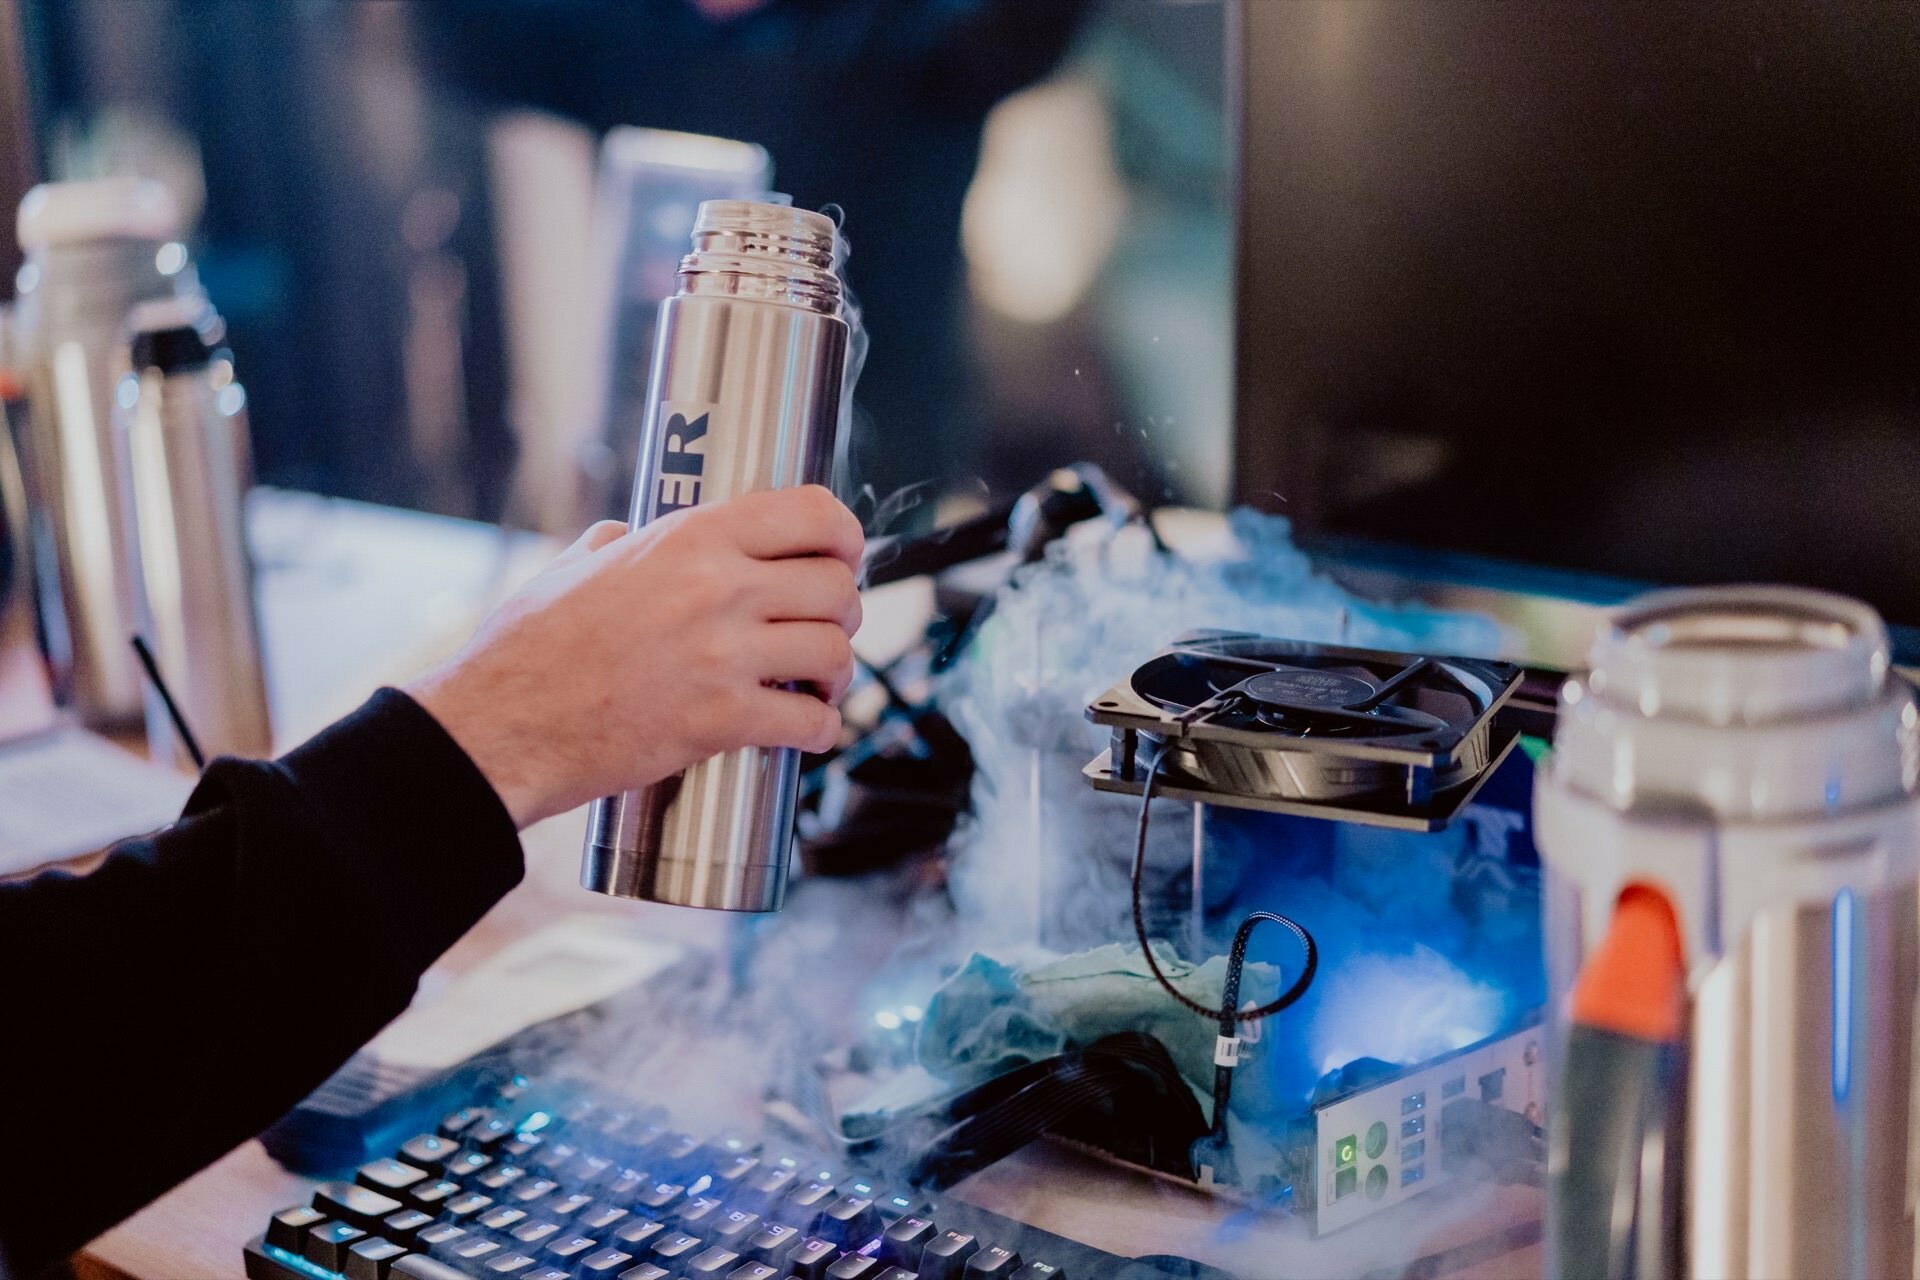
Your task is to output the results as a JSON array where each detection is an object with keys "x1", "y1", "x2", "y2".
[{"x1": 676, "y1": 200, "x2": 844, "y2": 316}]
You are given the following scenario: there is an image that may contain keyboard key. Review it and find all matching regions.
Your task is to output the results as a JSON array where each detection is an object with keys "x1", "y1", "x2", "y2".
[
  {"x1": 510, "y1": 1220, "x2": 561, "y2": 1248},
  {"x1": 510, "y1": 1178, "x2": 560, "y2": 1204},
  {"x1": 676, "y1": 1196, "x2": 726, "y2": 1229},
  {"x1": 447, "y1": 1150, "x2": 495, "y2": 1179},
  {"x1": 416, "y1": 1223, "x2": 466, "y2": 1257},
  {"x1": 742, "y1": 1168, "x2": 799, "y2": 1212},
  {"x1": 358, "y1": 1159, "x2": 430, "y2": 1195},
  {"x1": 576, "y1": 1245, "x2": 635, "y2": 1275},
  {"x1": 477, "y1": 1206, "x2": 528, "y2": 1234},
  {"x1": 315, "y1": 1181, "x2": 405, "y2": 1231},
  {"x1": 919, "y1": 1231, "x2": 979, "y2": 1280},
  {"x1": 612, "y1": 1219, "x2": 665, "y2": 1250},
  {"x1": 522, "y1": 1270, "x2": 570, "y2": 1280},
  {"x1": 604, "y1": 1168, "x2": 647, "y2": 1201},
  {"x1": 440, "y1": 1107, "x2": 491, "y2": 1137},
  {"x1": 547, "y1": 1192, "x2": 597, "y2": 1220},
  {"x1": 650, "y1": 1229, "x2": 704, "y2": 1261},
  {"x1": 579, "y1": 1203, "x2": 629, "y2": 1233},
  {"x1": 305, "y1": 1222, "x2": 367, "y2": 1271},
  {"x1": 745, "y1": 1221, "x2": 800, "y2": 1265},
  {"x1": 265, "y1": 1205, "x2": 326, "y2": 1252},
  {"x1": 409, "y1": 1180, "x2": 462, "y2": 1210},
  {"x1": 964, "y1": 1245, "x2": 1022, "y2": 1275},
  {"x1": 725, "y1": 1266, "x2": 780, "y2": 1280},
  {"x1": 1009, "y1": 1265, "x2": 1063, "y2": 1280},
  {"x1": 616, "y1": 1266, "x2": 670, "y2": 1280},
  {"x1": 344, "y1": 1237, "x2": 408, "y2": 1280},
  {"x1": 479, "y1": 1165, "x2": 528, "y2": 1191},
  {"x1": 880, "y1": 1216, "x2": 936, "y2": 1266},
  {"x1": 382, "y1": 1209, "x2": 435, "y2": 1245},
  {"x1": 544, "y1": 1233, "x2": 599, "y2": 1262},
  {"x1": 392, "y1": 1256, "x2": 474, "y2": 1280},
  {"x1": 657, "y1": 1134, "x2": 707, "y2": 1174},
  {"x1": 442, "y1": 1192, "x2": 494, "y2": 1220},
  {"x1": 451, "y1": 1236, "x2": 504, "y2": 1266},
  {"x1": 825, "y1": 1257, "x2": 883, "y2": 1278},
  {"x1": 877, "y1": 1193, "x2": 928, "y2": 1224},
  {"x1": 471, "y1": 1118, "x2": 517, "y2": 1149},
  {"x1": 813, "y1": 1196, "x2": 878, "y2": 1247},
  {"x1": 502, "y1": 1134, "x2": 544, "y2": 1161},
  {"x1": 634, "y1": 1181, "x2": 687, "y2": 1213},
  {"x1": 713, "y1": 1155, "x2": 761, "y2": 1190},
  {"x1": 536, "y1": 1142, "x2": 581, "y2": 1175},
  {"x1": 783, "y1": 1236, "x2": 838, "y2": 1280},
  {"x1": 685, "y1": 1246, "x2": 743, "y2": 1276},
  {"x1": 875, "y1": 1271, "x2": 920, "y2": 1280},
  {"x1": 710, "y1": 1209, "x2": 761, "y2": 1248},
  {"x1": 401, "y1": 1134, "x2": 457, "y2": 1168},
  {"x1": 483, "y1": 1255, "x2": 539, "y2": 1276},
  {"x1": 567, "y1": 1154, "x2": 616, "y2": 1186},
  {"x1": 786, "y1": 1182, "x2": 837, "y2": 1216}
]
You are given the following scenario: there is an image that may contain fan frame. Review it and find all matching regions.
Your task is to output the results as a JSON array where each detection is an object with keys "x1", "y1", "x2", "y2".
[{"x1": 1083, "y1": 630, "x2": 1526, "y2": 831}]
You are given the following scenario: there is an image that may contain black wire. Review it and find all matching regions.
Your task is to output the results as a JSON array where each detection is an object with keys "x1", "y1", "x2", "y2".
[
  {"x1": 1128, "y1": 748, "x2": 1318, "y2": 1024},
  {"x1": 130, "y1": 634, "x2": 207, "y2": 769}
]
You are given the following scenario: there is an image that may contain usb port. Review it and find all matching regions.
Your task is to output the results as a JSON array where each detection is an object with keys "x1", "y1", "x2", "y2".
[
  {"x1": 1479, "y1": 1068, "x2": 1506, "y2": 1102},
  {"x1": 1441, "y1": 1076, "x2": 1466, "y2": 1099},
  {"x1": 1401, "y1": 1139, "x2": 1425, "y2": 1163},
  {"x1": 1402, "y1": 1115, "x2": 1425, "y2": 1139},
  {"x1": 1401, "y1": 1091, "x2": 1426, "y2": 1115},
  {"x1": 1402, "y1": 1164, "x2": 1426, "y2": 1187}
]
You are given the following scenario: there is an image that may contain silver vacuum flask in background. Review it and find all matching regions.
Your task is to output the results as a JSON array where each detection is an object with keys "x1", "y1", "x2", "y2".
[
  {"x1": 581, "y1": 200, "x2": 850, "y2": 912},
  {"x1": 13, "y1": 178, "x2": 197, "y2": 724},
  {"x1": 117, "y1": 299, "x2": 272, "y2": 765}
]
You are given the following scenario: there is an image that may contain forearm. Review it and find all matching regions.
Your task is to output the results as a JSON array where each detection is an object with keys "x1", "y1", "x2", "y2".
[{"x1": 0, "y1": 690, "x2": 523, "y2": 1274}]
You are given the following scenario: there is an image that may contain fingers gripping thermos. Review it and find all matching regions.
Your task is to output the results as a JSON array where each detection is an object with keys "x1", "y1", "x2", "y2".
[{"x1": 580, "y1": 200, "x2": 851, "y2": 912}]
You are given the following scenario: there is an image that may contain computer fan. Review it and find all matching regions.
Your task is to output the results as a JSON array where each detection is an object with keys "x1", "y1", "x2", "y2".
[{"x1": 1083, "y1": 631, "x2": 1524, "y2": 830}]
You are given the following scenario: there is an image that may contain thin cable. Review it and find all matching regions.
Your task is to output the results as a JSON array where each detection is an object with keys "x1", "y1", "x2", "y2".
[
  {"x1": 130, "y1": 634, "x2": 206, "y2": 769},
  {"x1": 1128, "y1": 748, "x2": 1317, "y2": 1023}
]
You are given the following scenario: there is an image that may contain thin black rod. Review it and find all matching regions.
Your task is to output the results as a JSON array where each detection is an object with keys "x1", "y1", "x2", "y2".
[{"x1": 130, "y1": 634, "x2": 206, "y2": 769}]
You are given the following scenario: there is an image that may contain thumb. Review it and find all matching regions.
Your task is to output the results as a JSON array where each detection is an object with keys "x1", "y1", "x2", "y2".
[{"x1": 551, "y1": 519, "x2": 628, "y2": 569}]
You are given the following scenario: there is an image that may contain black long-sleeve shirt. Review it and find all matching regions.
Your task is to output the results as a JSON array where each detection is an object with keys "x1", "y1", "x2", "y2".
[{"x1": 0, "y1": 689, "x2": 524, "y2": 1277}]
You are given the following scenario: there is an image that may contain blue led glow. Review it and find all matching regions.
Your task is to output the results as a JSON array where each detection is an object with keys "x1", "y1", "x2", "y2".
[
  {"x1": 520, "y1": 1110, "x2": 553, "y2": 1134},
  {"x1": 263, "y1": 1244, "x2": 342, "y2": 1280},
  {"x1": 1832, "y1": 887, "x2": 1856, "y2": 1105}
]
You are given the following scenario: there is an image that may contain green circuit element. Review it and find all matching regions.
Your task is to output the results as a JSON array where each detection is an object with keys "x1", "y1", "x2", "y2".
[{"x1": 1335, "y1": 1134, "x2": 1358, "y2": 1168}]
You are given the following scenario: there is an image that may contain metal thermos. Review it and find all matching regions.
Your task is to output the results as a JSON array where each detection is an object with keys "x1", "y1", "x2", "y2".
[
  {"x1": 581, "y1": 200, "x2": 850, "y2": 912},
  {"x1": 115, "y1": 298, "x2": 271, "y2": 766},
  {"x1": 12, "y1": 177, "x2": 197, "y2": 723},
  {"x1": 1537, "y1": 587, "x2": 1920, "y2": 1279}
]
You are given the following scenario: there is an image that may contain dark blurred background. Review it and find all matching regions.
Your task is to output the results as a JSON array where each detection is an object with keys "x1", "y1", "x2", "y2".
[
  {"x1": 15, "y1": 0, "x2": 1920, "y2": 622},
  {"x1": 16, "y1": 0, "x2": 1232, "y2": 534}
]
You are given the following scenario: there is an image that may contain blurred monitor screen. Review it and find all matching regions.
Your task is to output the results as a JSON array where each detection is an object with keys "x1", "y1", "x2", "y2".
[{"x1": 1234, "y1": 3, "x2": 1920, "y2": 624}]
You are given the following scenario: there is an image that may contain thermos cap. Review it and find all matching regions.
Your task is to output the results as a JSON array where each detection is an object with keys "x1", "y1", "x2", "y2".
[
  {"x1": 1586, "y1": 584, "x2": 1889, "y2": 725},
  {"x1": 679, "y1": 199, "x2": 843, "y2": 315},
  {"x1": 17, "y1": 177, "x2": 179, "y2": 251}
]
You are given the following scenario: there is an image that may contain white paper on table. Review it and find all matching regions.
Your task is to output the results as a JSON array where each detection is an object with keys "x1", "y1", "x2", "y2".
[{"x1": 0, "y1": 726, "x2": 193, "y2": 876}]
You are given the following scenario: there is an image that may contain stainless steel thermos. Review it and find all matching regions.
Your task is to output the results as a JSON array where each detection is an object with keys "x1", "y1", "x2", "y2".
[
  {"x1": 116, "y1": 298, "x2": 272, "y2": 765},
  {"x1": 580, "y1": 199, "x2": 851, "y2": 912},
  {"x1": 13, "y1": 177, "x2": 198, "y2": 724},
  {"x1": 1538, "y1": 586, "x2": 1920, "y2": 1279}
]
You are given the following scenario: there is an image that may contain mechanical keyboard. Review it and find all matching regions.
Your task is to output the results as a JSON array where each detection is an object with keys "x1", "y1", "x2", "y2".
[{"x1": 243, "y1": 1072, "x2": 1234, "y2": 1280}]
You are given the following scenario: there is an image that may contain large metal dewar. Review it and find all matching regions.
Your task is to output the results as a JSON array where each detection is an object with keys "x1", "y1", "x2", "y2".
[{"x1": 580, "y1": 200, "x2": 851, "y2": 913}]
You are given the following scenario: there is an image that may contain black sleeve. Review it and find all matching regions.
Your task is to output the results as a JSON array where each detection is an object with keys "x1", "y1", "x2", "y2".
[{"x1": 0, "y1": 688, "x2": 524, "y2": 1277}]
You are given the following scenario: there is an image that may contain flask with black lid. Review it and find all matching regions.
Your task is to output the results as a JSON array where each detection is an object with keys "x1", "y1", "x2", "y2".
[{"x1": 116, "y1": 297, "x2": 271, "y2": 766}]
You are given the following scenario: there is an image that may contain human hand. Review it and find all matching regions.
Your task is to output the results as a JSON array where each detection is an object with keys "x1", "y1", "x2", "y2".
[{"x1": 407, "y1": 486, "x2": 864, "y2": 828}]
